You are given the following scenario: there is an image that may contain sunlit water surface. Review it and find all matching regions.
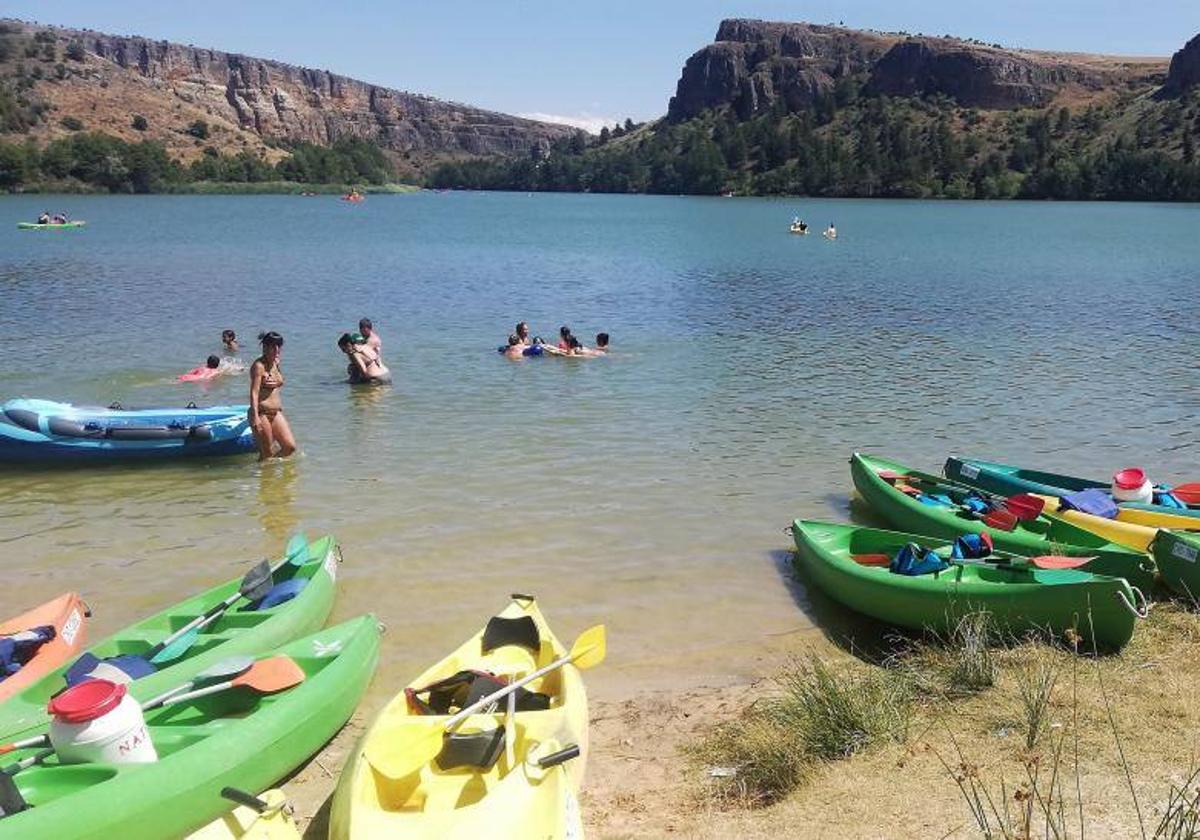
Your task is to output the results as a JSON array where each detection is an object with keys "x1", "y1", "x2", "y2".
[{"x1": 1, "y1": 193, "x2": 1197, "y2": 700}]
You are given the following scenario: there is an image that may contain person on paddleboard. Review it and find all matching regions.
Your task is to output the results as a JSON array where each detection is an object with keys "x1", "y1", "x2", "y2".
[
  {"x1": 37, "y1": 211, "x2": 50, "y2": 225},
  {"x1": 824, "y1": 222, "x2": 837, "y2": 239},
  {"x1": 248, "y1": 331, "x2": 296, "y2": 460}
]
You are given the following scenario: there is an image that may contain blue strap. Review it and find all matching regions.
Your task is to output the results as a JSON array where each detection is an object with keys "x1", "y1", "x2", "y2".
[{"x1": 249, "y1": 577, "x2": 308, "y2": 611}]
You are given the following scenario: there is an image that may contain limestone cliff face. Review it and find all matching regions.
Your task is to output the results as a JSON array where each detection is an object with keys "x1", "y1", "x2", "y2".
[
  {"x1": 668, "y1": 18, "x2": 1165, "y2": 118},
  {"x1": 865, "y1": 38, "x2": 1101, "y2": 109},
  {"x1": 6, "y1": 21, "x2": 573, "y2": 161},
  {"x1": 1163, "y1": 33, "x2": 1200, "y2": 94},
  {"x1": 667, "y1": 20, "x2": 896, "y2": 121}
]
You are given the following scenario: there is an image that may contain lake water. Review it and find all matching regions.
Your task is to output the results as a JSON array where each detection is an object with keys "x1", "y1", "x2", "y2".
[{"x1": 1, "y1": 193, "x2": 1197, "y2": 700}]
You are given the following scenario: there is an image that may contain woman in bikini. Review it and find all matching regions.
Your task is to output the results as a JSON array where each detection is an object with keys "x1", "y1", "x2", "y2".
[{"x1": 249, "y1": 331, "x2": 296, "y2": 460}]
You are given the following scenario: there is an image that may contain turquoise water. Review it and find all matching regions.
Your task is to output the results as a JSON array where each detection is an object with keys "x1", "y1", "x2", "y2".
[{"x1": 1, "y1": 193, "x2": 1198, "y2": 696}]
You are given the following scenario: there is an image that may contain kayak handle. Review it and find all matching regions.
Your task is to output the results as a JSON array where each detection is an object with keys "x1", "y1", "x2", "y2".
[
  {"x1": 537, "y1": 744, "x2": 581, "y2": 769},
  {"x1": 1114, "y1": 587, "x2": 1150, "y2": 620},
  {"x1": 220, "y1": 787, "x2": 268, "y2": 813}
]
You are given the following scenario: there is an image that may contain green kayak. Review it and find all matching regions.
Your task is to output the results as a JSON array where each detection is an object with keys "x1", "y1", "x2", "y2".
[
  {"x1": 944, "y1": 456, "x2": 1200, "y2": 520},
  {"x1": 0, "y1": 615, "x2": 378, "y2": 840},
  {"x1": 16, "y1": 221, "x2": 86, "y2": 230},
  {"x1": 792, "y1": 520, "x2": 1142, "y2": 651},
  {"x1": 1150, "y1": 530, "x2": 1200, "y2": 598},
  {"x1": 0, "y1": 535, "x2": 339, "y2": 743},
  {"x1": 851, "y1": 453, "x2": 1156, "y2": 593}
]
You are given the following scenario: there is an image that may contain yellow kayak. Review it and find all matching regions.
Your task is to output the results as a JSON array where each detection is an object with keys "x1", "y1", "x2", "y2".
[
  {"x1": 185, "y1": 790, "x2": 301, "y2": 839},
  {"x1": 329, "y1": 596, "x2": 590, "y2": 839},
  {"x1": 1034, "y1": 494, "x2": 1200, "y2": 552}
]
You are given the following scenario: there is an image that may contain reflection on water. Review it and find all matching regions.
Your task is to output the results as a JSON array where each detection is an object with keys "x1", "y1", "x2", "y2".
[
  {"x1": 257, "y1": 459, "x2": 299, "y2": 547},
  {"x1": 0, "y1": 193, "x2": 1197, "y2": 700}
]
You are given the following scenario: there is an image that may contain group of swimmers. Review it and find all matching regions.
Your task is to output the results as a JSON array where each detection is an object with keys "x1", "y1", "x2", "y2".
[
  {"x1": 34, "y1": 211, "x2": 71, "y2": 225},
  {"x1": 502, "y1": 322, "x2": 610, "y2": 359},
  {"x1": 789, "y1": 218, "x2": 837, "y2": 238}
]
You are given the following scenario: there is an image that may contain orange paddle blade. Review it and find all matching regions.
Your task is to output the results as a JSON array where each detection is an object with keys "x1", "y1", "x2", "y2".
[
  {"x1": 984, "y1": 509, "x2": 1018, "y2": 532},
  {"x1": 1029, "y1": 555, "x2": 1094, "y2": 570},
  {"x1": 234, "y1": 656, "x2": 306, "y2": 694}
]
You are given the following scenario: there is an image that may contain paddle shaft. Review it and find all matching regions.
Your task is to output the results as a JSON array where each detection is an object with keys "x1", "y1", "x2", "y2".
[
  {"x1": 444, "y1": 648, "x2": 584, "y2": 732},
  {"x1": 146, "y1": 541, "x2": 305, "y2": 657}
]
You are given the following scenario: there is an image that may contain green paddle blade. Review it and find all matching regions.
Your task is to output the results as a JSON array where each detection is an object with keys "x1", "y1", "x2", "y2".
[
  {"x1": 284, "y1": 532, "x2": 308, "y2": 565},
  {"x1": 149, "y1": 626, "x2": 199, "y2": 665}
]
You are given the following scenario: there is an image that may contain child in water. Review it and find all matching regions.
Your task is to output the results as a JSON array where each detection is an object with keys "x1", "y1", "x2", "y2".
[
  {"x1": 222, "y1": 330, "x2": 239, "y2": 353},
  {"x1": 178, "y1": 355, "x2": 222, "y2": 382}
]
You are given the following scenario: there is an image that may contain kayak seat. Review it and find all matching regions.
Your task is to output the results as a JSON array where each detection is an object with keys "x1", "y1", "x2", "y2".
[
  {"x1": 435, "y1": 728, "x2": 505, "y2": 772},
  {"x1": 246, "y1": 578, "x2": 308, "y2": 611},
  {"x1": 481, "y1": 615, "x2": 540, "y2": 655},
  {"x1": 852, "y1": 553, "x2": 892, "y2": 567}
]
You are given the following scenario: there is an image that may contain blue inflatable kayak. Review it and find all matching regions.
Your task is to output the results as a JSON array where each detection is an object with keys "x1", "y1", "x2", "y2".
[{"x1": 0, "y1": 399, "x2": 255, "y2": 463}]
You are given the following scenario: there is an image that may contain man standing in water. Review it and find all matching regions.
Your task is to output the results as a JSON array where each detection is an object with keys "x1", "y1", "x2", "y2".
[{"x1": 360, "y1": 318, "x2": 382, "y2": 357}]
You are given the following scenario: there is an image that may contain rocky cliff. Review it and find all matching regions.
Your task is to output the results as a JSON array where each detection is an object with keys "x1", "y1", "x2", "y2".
[
  {"x1": 668, "y1": 20, "x2": 897, "y2": 121},
  {"x1": 1, "y1": 20, "x2": 574, "y2": 166},
  {"x1": 669, "y1": 18, "x2": 1167, "y2": 119},
  {"x1": 1163, "y1": 33, "x2": 1200, "y2": 94}
]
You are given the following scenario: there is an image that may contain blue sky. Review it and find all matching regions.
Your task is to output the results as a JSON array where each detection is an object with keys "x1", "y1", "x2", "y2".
[{"x1": 5, "y1": 1, "x2": 1199, "y2": 130}]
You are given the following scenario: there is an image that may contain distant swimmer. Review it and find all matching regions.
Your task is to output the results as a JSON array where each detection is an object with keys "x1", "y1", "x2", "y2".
[
  {"x1": 515, "y1": 321, "x2": 532, "y2": 346},
  {"x1": 790, "y1": 217, "x2": 808, "y2": 234},
  {"x1": 221, "y1": 329, "x2": 239, "y2": 353},
  {"x1": 593, "y1": 332, "x2": 610, "y2": 354},
  {"x1": 557, "y1": 325, "x2": 574, "y2": 351},
  {"x1": 502, "y1": 334, "x2": 527, "y2": 360},
  {"x1": 359, "y1": 318, "x2": 382, "y2": 357},
  {"x1": 339, "y1": 332, "x2": 391, "y2": 384},
  {"x1": 823, "y1": 223, "x2": 837, "y2": 240}
]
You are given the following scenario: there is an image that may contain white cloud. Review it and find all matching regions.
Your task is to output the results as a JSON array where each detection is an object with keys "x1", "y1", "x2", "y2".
[{"x1": 518, "y1": 112, "x2": 622, "y2": 135}]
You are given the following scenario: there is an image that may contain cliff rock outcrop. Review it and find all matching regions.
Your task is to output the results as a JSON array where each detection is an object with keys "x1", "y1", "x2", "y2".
[
  {"x1": 1163, "y1": 33, "x2": 1200, "y2": 94},
  {"x1": 865, "y1": 38, "x2": 1100, "y2": 109},
  {"x1": 3, "y1": 20, "x2": 574, "y2": 163},
  {"x1": 667, "y1": 20, "x2": 896, "y2": 121}
]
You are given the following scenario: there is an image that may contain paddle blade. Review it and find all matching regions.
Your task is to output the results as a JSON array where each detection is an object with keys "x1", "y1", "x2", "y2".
[
  {"x1": 235, "y1": 656, "x2": 305, "y2": 694},
  {"x1": 1004, "y1": 493, "x2": 1045, "y2": 521},
  {"x1": 239, "y1": 560, "x2": 273, "y2": 603},
  {"x1": 284, "y1": 532, "x2": 309, "y2": 566},
  {"x1": 149, "y1": 626, "x2": 199, "y2": 665},
  {"x1": 1029, "y1": 555, "x2": 1095, "y2": 570},
  {"x1": 364, "y1": 725, "x2": 444, "y2": 782},
  {"x1": 983, "y1": 509, "x2": 1018, "y2": 532},
  {"x1": 1170, "y1": 484, "x2": 1200, "y2": 505},
  {"x1": 569, "y1": 625, "x2": 606, "y2": 671}
]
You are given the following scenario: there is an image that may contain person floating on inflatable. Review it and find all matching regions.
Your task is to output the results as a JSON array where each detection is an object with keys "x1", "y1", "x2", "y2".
[{"x1": 178, "y1": 355, "x2": 222, "y2": 382}]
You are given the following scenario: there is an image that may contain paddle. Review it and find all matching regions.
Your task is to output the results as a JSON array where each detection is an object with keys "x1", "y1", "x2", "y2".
[
  {"x1": 158, "y1": 656, "x2": 305, "y2": 707},
  {"x1": 65, "y1": 533, "x2": 308, "y2": 685},
  {"x1": 1168, "y1": 484, "x2": 1200, "y2": 505},
  {"x1": 366, "y1": 625, "x2": 606, "y2": 781},
  {"x1": 0, "y1": 655, "x2": 262, "y2": 756},
  {"x1": 140, "y1": 655, "x2": 257, "y2": 711}
]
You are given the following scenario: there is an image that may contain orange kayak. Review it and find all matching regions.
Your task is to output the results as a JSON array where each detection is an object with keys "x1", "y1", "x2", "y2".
[{"x1": 0, "y1": 593, "x2": 88, "y2": 702}]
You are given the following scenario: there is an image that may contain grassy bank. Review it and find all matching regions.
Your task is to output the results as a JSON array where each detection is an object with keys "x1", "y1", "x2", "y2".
[{"x1": 666, "y1": 601, "x2": 1200, "y2": 838}]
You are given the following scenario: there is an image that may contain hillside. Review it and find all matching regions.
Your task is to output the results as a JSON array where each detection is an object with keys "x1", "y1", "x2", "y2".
[
  {"x1": 0, "y1": 19, "x2": 574, "y2": 182},
  {"x1": 433, "y1": 19, "x2": 1200, "y2": 201}
]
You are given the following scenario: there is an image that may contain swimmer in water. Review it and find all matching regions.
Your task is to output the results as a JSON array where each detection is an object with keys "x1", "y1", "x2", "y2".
[
  {"x1": 593, "y1": 332, "x2": 609, "y2": 354},
  {"x1": 502, "y1": 333, "x2": 527, "y2": 360},
  {"x1": 222, "y1": 329, "x2": 239, "y2": 353},
  {"x1": 178, "y1": 355, "x2": 222, "y2": 382},
  {"x1": 339, "y1": 332, "x2": 391, "y2": 384}
]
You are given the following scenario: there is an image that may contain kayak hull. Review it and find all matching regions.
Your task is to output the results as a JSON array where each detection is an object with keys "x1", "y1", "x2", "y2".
[
  {"x1": 0, "y1": 593, "x2": 88, "y2": 702},
  {"x1": 945, "y1": 456, "x2": 1200, "y2": 520},
  {"x1": 850, "y1": 453, "x2": 1156, "y2": 593},
  {"x1": 0, "y1": 535, "x2": 340, "y2": 744},
  {"x1": 792, "y1": 520, "x2": 1139, "y2": 651},
  {"x1": 1152, "y1": 530, "x2": 1200, "y2": 598},
  {"x1": 17, "y1": 221, "x2": 86, "y2": 230},
  {"x1": 0, "y1": 398, "x2": 255, "y2": 463},
  {"x1": 0, "y1": 617, "x2": 378, "y2": 840},
  {"x1": 330, "y1": 597, "x2": 589, "y2": 840},
  {"x1": 184, "y1": 790, "x2": 301, "y2": 840}
]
